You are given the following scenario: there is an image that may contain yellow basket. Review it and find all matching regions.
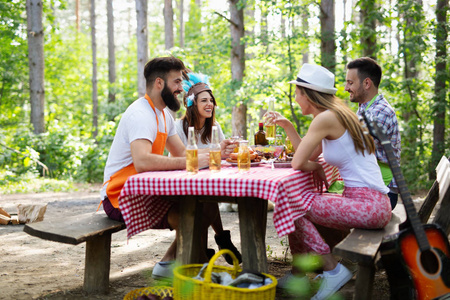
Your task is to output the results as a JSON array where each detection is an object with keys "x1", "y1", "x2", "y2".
[
  {"x1": 173, "y1": 249, "x2": 277, "y2": 300},
  {"x1": 124, "y1": 285, "x2": 173, "y2": 300}
]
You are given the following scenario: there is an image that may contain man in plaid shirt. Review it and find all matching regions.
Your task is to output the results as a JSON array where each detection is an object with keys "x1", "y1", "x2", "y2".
[{"x1": 345, "y1": 57, "x2": 401, "y2": 209}]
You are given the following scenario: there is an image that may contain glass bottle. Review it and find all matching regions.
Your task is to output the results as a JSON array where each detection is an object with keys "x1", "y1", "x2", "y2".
[
  {"x1": 275, "y1": 134, "x2": 283, "y2": 146},
  {"x1": 209, "y1": 126, "x2": 221, "y2": 173},
  {"x1": 254, "y1": 122, "x2": 268, "y2": 146},
  {"x1": 285, "y1": 136, "x2": 294, "y2": 154},
  {"x1": 237, "y1": 140, "x2": 251, "y2": 172},
  {"x1": 265, "y1": 99, "x2": 276, "y2": 141},
  {"x1": 186, "y1": 127, "x2": 198, "y2": 175}
]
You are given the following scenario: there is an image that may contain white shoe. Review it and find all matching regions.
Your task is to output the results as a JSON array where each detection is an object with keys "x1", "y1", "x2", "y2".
[
  {"x1": 311, "y1": 264, "x2": 352, "y2": 300},
  {"x1": 151, "y1": 261, "x2": 175, "y2": 280}
]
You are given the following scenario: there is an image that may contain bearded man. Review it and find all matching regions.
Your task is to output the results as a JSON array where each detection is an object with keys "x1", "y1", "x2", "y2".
[{"x1": 100, "y1": 56, "x2": 235, "y2": 280}]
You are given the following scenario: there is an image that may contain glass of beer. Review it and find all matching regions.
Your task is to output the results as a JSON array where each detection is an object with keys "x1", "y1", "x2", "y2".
[
  {"x1": 265, "y1": 98, "x2": 276, "y2": 141},
  {"x1": 209, "y1": 126, "x2": 221, "y2": 173},
  {"x1": 237, "y1": 140, "x2": 251, "y2": 172}
]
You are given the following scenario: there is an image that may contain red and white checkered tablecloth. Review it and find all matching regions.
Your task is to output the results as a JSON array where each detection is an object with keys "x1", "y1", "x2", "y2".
[{"x1": 119, "y1": 159, "x2": 341, "y2": 239}]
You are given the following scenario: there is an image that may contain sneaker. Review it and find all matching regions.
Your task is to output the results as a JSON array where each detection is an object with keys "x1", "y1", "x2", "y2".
[
  {"x1": 311, "y1": 264, "x2": 353, "y2": 300},
  {"x1": 151, "y1": 261, "x2": 175, "y2": 280},
  {"x1": 214, "y1": 230, "x2": 242, "y2": 265},
  {"x1": 206, "y1": 248, "x2": 216, "y2": 260}
]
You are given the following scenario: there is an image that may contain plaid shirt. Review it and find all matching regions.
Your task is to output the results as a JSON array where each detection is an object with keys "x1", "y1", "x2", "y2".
[{"x1": 357, "y1": 94, "x2": 401, "y2": 188}]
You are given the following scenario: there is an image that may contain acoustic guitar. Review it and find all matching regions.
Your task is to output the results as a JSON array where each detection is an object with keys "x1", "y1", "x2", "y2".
[{"x1": 361, "y1": 111, "x2": 450, "y2": 300}]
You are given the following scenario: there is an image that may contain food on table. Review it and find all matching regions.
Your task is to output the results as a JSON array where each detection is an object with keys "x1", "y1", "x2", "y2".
[{"x1": 226, "y1": 147, "x2": 261, "y2": 163}]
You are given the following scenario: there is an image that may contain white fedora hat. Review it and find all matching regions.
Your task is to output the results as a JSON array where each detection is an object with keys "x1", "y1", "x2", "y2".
[{"x1": 288, "y1": 63, "x2": 337, "y2": 95}]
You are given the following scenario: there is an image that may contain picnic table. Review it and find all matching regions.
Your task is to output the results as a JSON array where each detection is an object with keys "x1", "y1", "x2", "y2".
[{"x1": 119, "y1": 158, "x2": 341, "y2": 273}]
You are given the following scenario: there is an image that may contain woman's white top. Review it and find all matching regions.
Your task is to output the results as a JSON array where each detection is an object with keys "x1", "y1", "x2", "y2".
[
  {"x1": 174, "y1": 119, "x2": 225, "y2": 148},
  {"x1": 322, "y1": 130, "x2": 389, "y2": 194}
]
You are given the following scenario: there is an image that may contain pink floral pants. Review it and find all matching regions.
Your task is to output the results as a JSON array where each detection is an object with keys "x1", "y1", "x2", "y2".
[{"x1": 288, "y1": 187, "x2": 391, "y2": 255}]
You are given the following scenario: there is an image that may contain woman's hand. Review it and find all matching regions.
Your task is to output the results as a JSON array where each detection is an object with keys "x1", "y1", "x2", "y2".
[
  {"x1": 312, "y1": 165, "x2": 329, "y2": 193},
  {"x1": 263, "y1": 111, "x2": 292, "y2": 129},
  {"x1": 220, "y1": 139, "x2": 238, "y2": 158}
]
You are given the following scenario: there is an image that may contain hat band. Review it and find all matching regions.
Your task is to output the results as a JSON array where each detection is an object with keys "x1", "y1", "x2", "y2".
[{"x1": 297, "y1": 77, "x2": 310, "y2": 84}]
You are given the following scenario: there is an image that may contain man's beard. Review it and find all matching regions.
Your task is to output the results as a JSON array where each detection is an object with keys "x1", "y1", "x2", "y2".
[{"x1": 161, "y1": 85, "x2": 181, "y2": 112}]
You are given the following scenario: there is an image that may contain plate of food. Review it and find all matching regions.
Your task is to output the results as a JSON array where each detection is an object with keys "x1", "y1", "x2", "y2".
[
  {"x1": 272, "y1": 162, "x2": 292, "y2": 168},
  {"x1": 227, "y1": 161, "x2": 262, "y2": 167},
  {"x1": 225, "y1": 147, "x2": 263, "y2": 166},
  {"x1": 272, "y1": 157, "x2": 293, "y2": 168}
]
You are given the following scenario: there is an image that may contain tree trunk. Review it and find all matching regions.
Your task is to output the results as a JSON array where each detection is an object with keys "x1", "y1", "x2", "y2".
[
  {"x1": 229, "y1": 0, "x2": 246, "y2": 138},
  {"x1": 233, "y1": 104, "x2": 247, "y2": 140},
  {"x1": 26, "y1": 0, "x2": 45, "y2": 134},
  {"x1": 302, "y1": 9, "x2": 309, "y2": 64},
  {"x1": 360, "y1": 0, "x2": 376, "y2": 59},
  {"x1": 164, "y1": 0, "x2": 174, "y2": 49},
  {"x1": 76, "y1": 0, "x2": 80, "y2": 33},
  {"x1": 90, "y1": 0, "x2": 98, "y2": 139},
  {"x1": 136, "y1": 0, "x2": 148, "y2": 98},
  {"x1": 107, "y1": 0, "x2": 116, "y2": 104},
  {"x1": 179, "y1": 0, "x2": 184, "y2": 47},
  {"x1": 320, "y1": 0, "x2": 336, "y2": 73},
  {"x1": 431, "y1": 0, "x2": 448, "y2": 179}
]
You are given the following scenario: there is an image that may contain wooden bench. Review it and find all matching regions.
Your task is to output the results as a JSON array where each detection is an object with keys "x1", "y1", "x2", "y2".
[
  {"x1": 333, "y1": 156, "x2": 450, "y2": 300},
  {"x1": 23, "y1": 212, "x2": 126, "y2": 294}
]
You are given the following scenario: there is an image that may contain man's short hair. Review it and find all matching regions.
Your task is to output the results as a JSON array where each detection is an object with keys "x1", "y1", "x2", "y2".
[
  {"x1": 347, "y1": 57, "x2": 382, "y2": 88},
  {"x1": 144, "y1": 56, "x2": 186, "y2": 88}
]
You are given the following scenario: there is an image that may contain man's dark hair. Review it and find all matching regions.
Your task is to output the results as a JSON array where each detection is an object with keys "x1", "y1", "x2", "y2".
[
  {"x1": 347, "y1": 57, "x2": 382, "y2": 88},
  {"x1": 144, "y1": 56, "x2": 186, "y2": 88}
]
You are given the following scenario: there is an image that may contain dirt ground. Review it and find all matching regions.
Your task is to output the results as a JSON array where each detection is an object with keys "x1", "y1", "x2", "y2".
[{"x1": 0, "y1": 185, "x2": 428, "y2": 300}]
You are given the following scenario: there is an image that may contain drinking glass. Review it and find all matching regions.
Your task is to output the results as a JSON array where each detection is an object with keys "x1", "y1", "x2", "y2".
[{"x1": 237, "y1": 140, "x2": 250, "y2": 172}]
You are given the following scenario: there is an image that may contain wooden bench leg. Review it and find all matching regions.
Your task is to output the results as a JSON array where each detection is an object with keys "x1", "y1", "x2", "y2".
[
  {"x1": 353, "y1": 263, "x2": 375, "y2": 300},
  {"x1": 238, "y1": 197, "x2": 268, "y2": 273},
  {"x1": 83, "y1": 234, "x2": 111, "y2": 294}
]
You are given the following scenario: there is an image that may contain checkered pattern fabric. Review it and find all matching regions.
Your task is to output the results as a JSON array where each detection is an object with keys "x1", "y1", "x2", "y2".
[{"x1": 119, "y1": 159, "x2": 340, "y2": 239}]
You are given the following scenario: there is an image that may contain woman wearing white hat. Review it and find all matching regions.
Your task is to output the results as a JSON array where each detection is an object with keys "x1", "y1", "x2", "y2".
[{"x1": 265, "y1": 63, "x2": 391, "y2": 299}]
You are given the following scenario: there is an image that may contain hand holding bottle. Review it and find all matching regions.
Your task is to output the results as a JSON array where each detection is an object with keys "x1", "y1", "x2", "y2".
[
  {"x1": 263, "y1": 111, "x2": 292, "y2": 129},
  {"x1": 220, "y1": 139, "x2": 238, "y2": 158}
]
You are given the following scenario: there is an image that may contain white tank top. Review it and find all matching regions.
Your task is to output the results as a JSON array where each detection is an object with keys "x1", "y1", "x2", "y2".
[{"x1": 322, "y1": 130, "x2": 389, "y2": 194}]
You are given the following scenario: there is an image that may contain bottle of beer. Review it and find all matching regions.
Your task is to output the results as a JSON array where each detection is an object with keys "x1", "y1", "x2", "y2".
[
  {"x1": 186, "y1": 127, "x2": 199, "y2": 175},
  {"x1": 209, "y1": 126, "x2": 221, "y2": 173},
  {"x1": 254, "y1": 122, "x2": 268, "y2": 146}
]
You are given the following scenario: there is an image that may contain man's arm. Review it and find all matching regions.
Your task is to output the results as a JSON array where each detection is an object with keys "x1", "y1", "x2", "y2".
[{"x1": 130, "y1": 139, "x2": 186, "y2": 172}]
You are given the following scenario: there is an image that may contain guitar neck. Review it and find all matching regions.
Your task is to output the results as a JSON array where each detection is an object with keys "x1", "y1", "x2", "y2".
[{"x1": 380, "y1": 140, "x2": 431, "y2": 252}]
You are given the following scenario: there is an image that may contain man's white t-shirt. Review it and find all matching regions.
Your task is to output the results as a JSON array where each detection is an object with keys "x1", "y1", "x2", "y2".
[{"x1": 101, "y1": 97, "x2": 177, "y2": 198}]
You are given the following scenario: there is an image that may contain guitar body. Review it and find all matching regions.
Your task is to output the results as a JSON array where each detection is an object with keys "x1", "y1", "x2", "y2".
[{"x1": 380, "y1": 223, "x2": 450, "y2": 300}]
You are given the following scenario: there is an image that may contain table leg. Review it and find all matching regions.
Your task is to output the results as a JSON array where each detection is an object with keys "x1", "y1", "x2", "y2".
[
  {"x1": 237, "y1": 197, "x2": 268, "y2": 273},
  {"x1": 176, "y1": 195, "x2": 203, "y2": 264}
]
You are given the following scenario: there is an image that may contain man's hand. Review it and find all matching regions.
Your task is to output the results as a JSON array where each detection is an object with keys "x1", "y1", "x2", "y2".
[
  {"x1": 220, "y1": 139, "x2": 238, "y2": 159},
  {"x1": 198, "y1": 152, "x2": 210, "y2": 169}
]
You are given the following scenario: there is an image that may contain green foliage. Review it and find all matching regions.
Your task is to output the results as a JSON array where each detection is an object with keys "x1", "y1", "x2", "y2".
[{"x1": 0, "y1": 0, "x2": 447, "y2": 192}]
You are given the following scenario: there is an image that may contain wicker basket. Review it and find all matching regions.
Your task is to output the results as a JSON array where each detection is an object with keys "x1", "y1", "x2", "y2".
[
  {"x1": 124, "y1": 285, "x2": 173, "y2": 300},
  {"x1": 173, "y1": 249, "x2": 277, "y2": 300}
]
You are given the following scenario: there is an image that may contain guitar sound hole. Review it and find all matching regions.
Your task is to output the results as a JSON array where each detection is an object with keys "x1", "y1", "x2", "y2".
[{"x1": 421, "y1": 249, "x2": 439, "y2": 275}]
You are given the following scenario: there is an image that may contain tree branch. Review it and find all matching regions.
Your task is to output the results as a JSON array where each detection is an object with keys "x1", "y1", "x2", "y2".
[
  {"x1": 214, "y1": 11, "x2": 238, "y2": 27},
  {"x1": 0, "y1": 142, "x2": 49, "y2": 176}
]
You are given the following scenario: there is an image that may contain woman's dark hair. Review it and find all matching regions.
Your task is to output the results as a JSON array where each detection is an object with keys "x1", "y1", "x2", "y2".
[
  {"x1": 144, "y1": 56, "x2": 185, "y2": 88},
  {"x1": 181, "y1": 91, "x2": 217, "y2": 144}
]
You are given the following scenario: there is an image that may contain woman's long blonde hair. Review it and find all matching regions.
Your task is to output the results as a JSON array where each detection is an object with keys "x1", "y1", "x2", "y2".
[{"x1": 298, "y1": 86, "x2": 375, "y2": 155}]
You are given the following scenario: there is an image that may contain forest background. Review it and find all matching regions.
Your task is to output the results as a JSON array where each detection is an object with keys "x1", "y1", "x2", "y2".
[{"x1": 0, "y1": 0, "x2": 448, "y2": 194}]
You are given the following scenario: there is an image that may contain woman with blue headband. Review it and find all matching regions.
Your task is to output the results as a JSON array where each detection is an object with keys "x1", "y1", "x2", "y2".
[{"x1": 175, "y1": 72, "x2": 242, "y2": 265}]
